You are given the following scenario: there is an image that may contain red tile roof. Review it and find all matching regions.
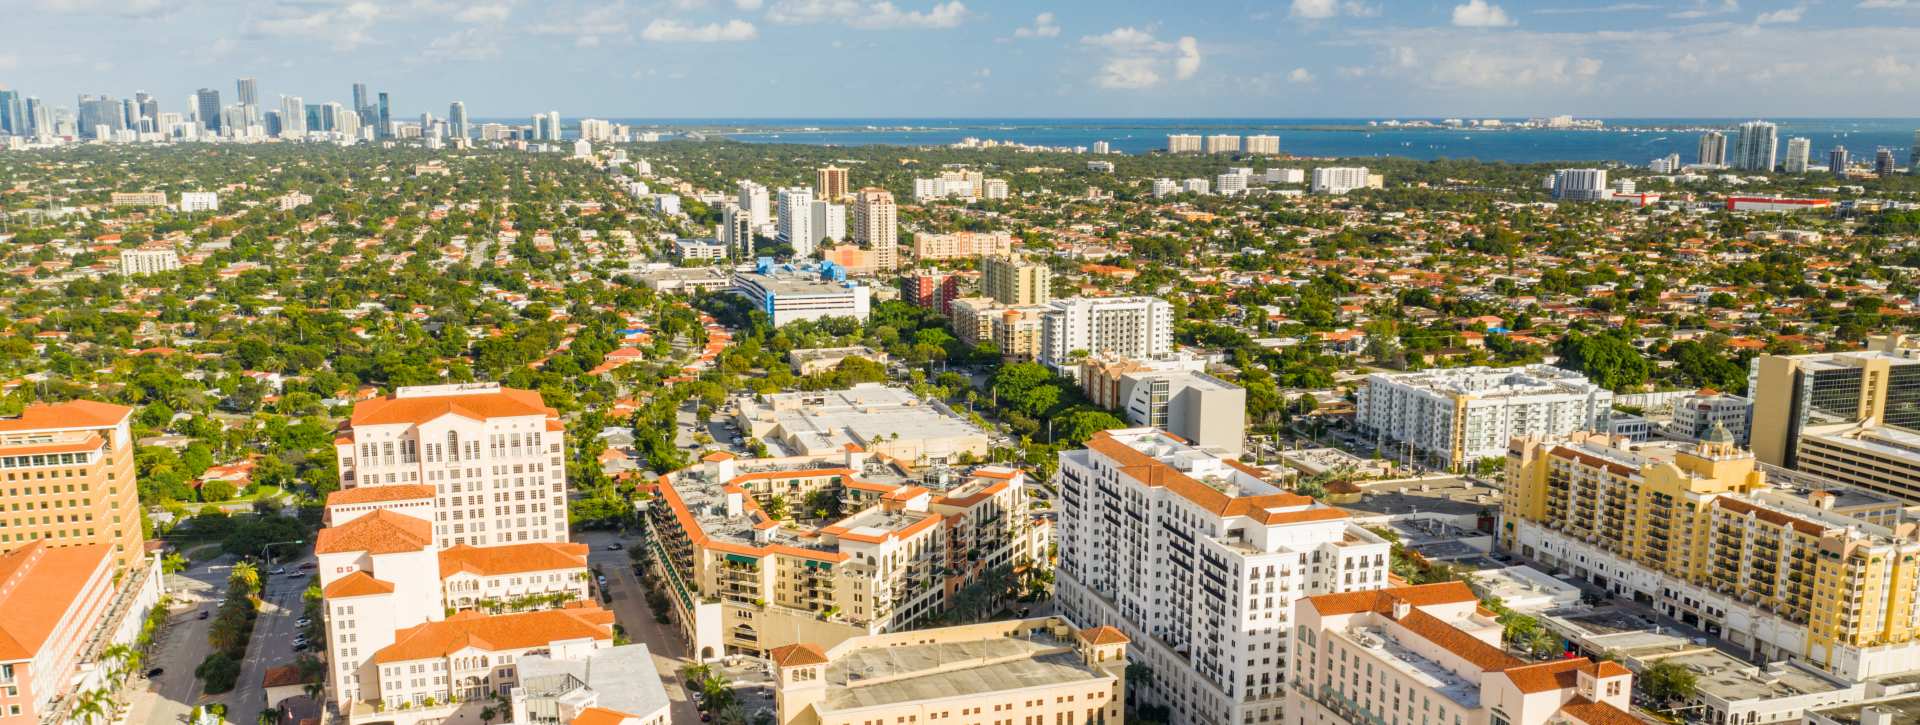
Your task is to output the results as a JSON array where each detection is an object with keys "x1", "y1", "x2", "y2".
[
  {"x1": 349, "y1": 387, "x2": 554, "y2": 426},
  {"x1": 371, "y1": 605, "x2": 614, "y2": 664},
  {"x1": 439, "y1": 542, "x2": 588, "y2": 578},
  {"x1": 0, "y1": 400, "x2": 132, "y2": 432},
  {"x1": 322, "y1": 571, "x2": 396, "y2": 599},
  {"x1": 325, "y1": 484, "x2": 436, "y2": 506},
  {"x1": 314, "y1": 509, "x2": 432, "y2": 555},
  {"x1": 0, "y1": 542, "x2": 113, "y2": 660},
  {"x1": 768, "y1": 643, "x2": 830, "y2": 667}
]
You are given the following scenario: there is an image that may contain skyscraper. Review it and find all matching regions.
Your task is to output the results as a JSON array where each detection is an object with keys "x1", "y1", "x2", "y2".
[
  {"x1": 1912, "y1": 130, "x2": 1920, "y2": 176},
  {"x1": 24, "y1": 97, "x2": 46, "y2": 137},
  {"x1": 546, "y1": 110, "x2": 561, "y2": 140},
  {"x1": 376, "y1": 92, "x2": 391, "y2": 139},
  {"x1": 1731, "y1": 120, "x2": 1777, "y2": 171},
  {"x1": 448, "y1": 101, "x2": 468, "y2": 139},
  {"x1": 815, "y1": 165, "x2": 849, "y2": 201},
  {"x1": 1785, "y1": 137, "x2": 1812, "y2": 173},
  {"x1": 351, "y1": 82, "x2": 370, "y2": 127},
  {"x1": 279, "y1": 95, "x2": 305, "y2": 137},
  {"x1": 0, "y1": 89, "x2": 22, "y2": 135},
  {"x1": 851, "y1": 188, "x2": 897, "y2": 271},
  {"x1": 77, "y1": 95, "x2": 125, "y2": 139},
  {"x1": 1697, "y1": 130, "x2": 1727, "y2": 166},
  {"x1": 119, "y1": 98, "x2": 139, "y2": 131},
  {"x1": 135, "y1": 91, "x2": 159, "y2": 131},
  {"x1": 1829, "y1": 146, "x2": 1850, "y2": 178},
  {"x1": 738, "y1": 180, "x2": 771, "y2": 227},
  {"x1": 195, "y1": 88, "x2": 222, "y2": 133},
  {"x1": 1876, "y1": 148, "x2": 1897, "y2": 177},
  {"x1": 235, "y1": 77, "x2": 258, "y2": 107},
  {"x1": 776, "y1": 187, "x2": 815, "y2": 257}
]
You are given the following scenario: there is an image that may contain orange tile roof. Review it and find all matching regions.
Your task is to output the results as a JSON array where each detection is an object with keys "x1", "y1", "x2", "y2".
[
  {"x1": 322, "y1": 571, "x2": 396, "y2": 599},
  {"x1": 326, "y1": 484, "x2": 436, "y2": 507},
  {"x1": 1304, "y1": 581, "x2": 1478, "y2": 616},
  {"x1": 1395, "y1": 607, "x2": 1522, "y2": 672},
  {"x1": 768, "y1": 643, "x2": 830, "y2": 667},
  {"x1": 314, "y1": 509, "x2": 432, "y2": 555},
  {"x1": 349, "y1": 387, "x2": 554, "y2": 426},
  {"x1": 572, "y1": 708, "x2": 636, "y2": 725},
  {"x1": 1084, "y1": 432, "x2": 1331, "y2": 526},
  {"x1": 371, "y1": 605, "x2": 614, "y2": 664},
  {"x1": 262, "y1": 664, "x2": 321, "y2": 688},
  {"x1": 1502, "y1": 659, "x2": 1590, "y2": 693},
  {"x1": 0, "y1": 400, "x2": 132, "y2": 432},
  {"x1": 0, "y1": 542, "x2": 113, "y2": 660},
  {"x1": 439, "y1": 542, "x2": 589, "y2": 578},
  {"x1": 1077, "y1": 626, "x2": 1130, "y2": 646},
  {"x1": 1557, "y1": 698, "x2": 1640, "y2": 725}
]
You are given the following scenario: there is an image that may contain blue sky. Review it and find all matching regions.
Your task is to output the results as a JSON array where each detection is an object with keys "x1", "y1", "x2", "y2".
[{"x1": 4, "y1": 0, "x2": 1919, "y2": 118}]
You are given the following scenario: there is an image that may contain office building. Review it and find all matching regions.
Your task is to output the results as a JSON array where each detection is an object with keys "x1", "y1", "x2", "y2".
[
  {"x1": 277, "y1": 95, "x2": 305, "y2": 137},
  {"x1": 1786, "y1": 137, "x2": 1813, "y2": 173},
  {"x1": 1504, "y1": 431, "x2": 1920, "y2": 680},
  {"x1": 24, "y1": 97, "x2": 46, "y2": 137},
  {"x1": 737, "y1": 180, "x2": 771, "y2": 227},
  {"x1": 912, "y1": 230, "x2": 1012, "y2": 261},
  {"x1": 0, "y1": 541, "x2": 164, "y2": 725},
  {"x1": 334, "y1": 383, "x2": 569, "y2": 547},
  {"x1": 721, "y1": 203, "x2": 753, "y2": 257},
  {"x1": 447, "y1": 101, "x2": 467, "y2": 139},
  {"x1": 376, "y1": 92, "x2": 391, "y2": 139},
  {"x1": 1355, "y1": 365, "x2": 1613, "y2": 470},
  {"x1": 0, "y1": 401, "x2": 144, "y2": 572},
  {"x1": 850, "y1": 187, "x2": 897, "y2": 271},
  {"x1": 1038, "y1": 296, "x2": 1173, "y2": 370},
  {"x1": 1290, "y1": 581, "x2": 1638, "y2": 725},
  {"x1": 1244, "y1": 134, "x2": 1280, "y2": 155},
  {"x1": 234, "y1": 76, "x2": 257, "y2": 108},
  {"x1": 978, "y1": 256, "x2": 1046, "y2": 306},
  {"x1": 646, "y1": 449, "x2": 1039, "y2": 658},
  {"x1": 1081, "y1": 353, "x2": 1244, "y2": 455},
  {"x1": 1551, "y1": 168, "x2": 1609, "y2": 201},
  {"x1": 178, "y1": 192, "x2": 219, "y2": 212},
  {"x1": 673, "y1": 238, "x2": 726, "y2": 260},
  {"x1": 0, "y1": 89, "x2": 22, "y2": 135},
  {"x1": 767, "y1": 618, "x2": 1125, "y2": 725},
  {"x1": 1204, "y1": 133, "x2": 1240, "y2": 154},
  {"x1": 119, "y1": 247, "x2": 181, "y2": 276},
  {"x1": 1699, "y1": 130, "x2": 1728, "y2": 166},
  {"x1": 1056, "y1": 428, "x2": 1393, "y2": 725},
  {"x1": 1732, "y1": 120, "x2": 1778, "y2": 171},
  {"x1": 1875, "y1": 148, "x2": 1897, "y2": 177},
  {"x1": 732, "y1": 266, "x2": 871, "y2": 327},
  {"x1": 814, "y1": 165, "x2": 848, "y2": 201},
  {"x1": 1310, "y1": 166, "x2": 1372, "y2": 194},
  {"x1": 1830, "y1": 146, "x2": 1850, "y2": 177},
  {"x1": 775, "y1": 187, "x2": 816, "y2": 257},
  {"x1": 352, "y1": 82, "x2": 369, "y2": 122},
  {"x1": 1166, "y1": 133, "x2": 1202, "y2": 153},
  {"x1": 1670, "y1": 391, "x2": 1752, "y2": 445},
  {"x1": 808, "y1": 200, "x2": 846, "y2": 245},
  {"x1": 1746, "y1": 336, "x2": 1920, "y2": 468}
]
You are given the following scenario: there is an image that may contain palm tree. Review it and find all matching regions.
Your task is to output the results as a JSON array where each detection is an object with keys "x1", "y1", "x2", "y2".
[
  {"x1": 229, "y1": 561, "x2": 261, "y2": 596},
  {"x1": 70, "y1": 688, "x2": 109, "y2": 725},
  {"x1": 258, "y1": 706, "x2": 284, "y2": 725}
]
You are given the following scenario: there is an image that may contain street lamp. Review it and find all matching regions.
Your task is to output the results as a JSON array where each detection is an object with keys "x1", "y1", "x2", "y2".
[{"x1": 259, "y1": 539, "x2": 305, "y2": 564}]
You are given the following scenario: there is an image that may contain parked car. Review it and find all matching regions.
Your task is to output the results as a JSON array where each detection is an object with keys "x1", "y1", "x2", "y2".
[
  {"x1": 146, "y1": 668, "x2": 164, "y2": 678},
  {"x1": 605, "y1": 542, "x2": 624, "y2": 551},
  {"x1": 269, "y1": 567, "x2": 287, "y2": 575},
  {"x1": 197, "y1": 610, "x2": 211, "y2": 620},
  {"x1": 295, "y1": 618, "x2": 312, "y2": 628}
]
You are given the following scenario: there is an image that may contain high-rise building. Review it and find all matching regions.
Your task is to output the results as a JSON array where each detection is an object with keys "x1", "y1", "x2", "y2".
[
  {"x1": 1875, "y1": 147, "x2": 1897, "y2": 176},
  {"x1": 376, "y1": 92, "x2": 391, "y2": 139},
  {"x1": 1746, "y1": 336, "x2": 1920, "y2": 468},
  {"x1": 1829, "y1": 146, "x2": 1850, "y2": 178},
  {"x1": 1911, "y1": 130, "x2": 1920, "y2": 175},
  {"x1": 981, "y1": 255, "x2": 1052, "y2": 306},
  {"x1": 135, "y1": 91, "x2": 158, "y2": 130},
  {"x1": 1166, "y1": 133, "x2": 1202, "y2": 153},
  {"x1": 809, "y1": 199, "x2": 846, "y2": 244},
  {"x1": 1055, "y1": 428, "x2": 1392, "y2": 725},
  {"x1": 814, "y1": 165, "x2": 848, "y2": 201},
  {"x1": 913, "y1": 230, "x2": 1014, "y2": 261},
  {"x1": 1038, "y1": 296, "x2": 1173, "y2": 369},
  {"x1": 737, "y1": 180, "x2": 771, "y2": 227},
  {"x1": 119, "y1": 98, "x2": 139, "y2": 131},
  {"x1": 775, "y1": 187, "x2": 815, "y2": 257},
  {"x1": 1785, "y1": 137, "x2": 1812, "y2": 173},
  {"x1": 448, "y1": 101, "x2": 467, "y2": 139},
  {"x1": 1091, "y1": 140, "x2": 1111, "y2": 154},
  {"x1": 1732, "y1": 120, "x2": 1778, "y2": 171},
  {"x1": 1204, "y1": 133, "x2": 1240, "y2": 154},
  {"x1": 278, "y1": 95, "x2": 305, "y2": 137},
  {"x1": 0, "y1": 401, "x2": 145, "y2": 571},
  {"x1": 1310, "y1": 166, "x2": 1372, "y2": 194},
  {"x1": 720, "y1": 203, "x2": 753, "y2": 257},
  {"x1": 1244, "y1": 133, "x2": 1280, "y2": 155},
  {"x1": 1698, "y1": 130, "x2": 1728, "y2": 166},
  {"x1": 77, "y1": 94, "x2": 125, "y2": 139},
  {"x1": 1505, "y1": 430, "x2": 1920, "y2": 680},
  {"x1": 851, "y1": 187, "x2": 897, "y2": 271},
  {"x1": 546, "y1": 111, "x2": 561, "y2": 140},
  {"x1": 0, "y1": 89, "x2": 22, "y2": 135},
  {"x1": 234, "y1": 76, "x2": 258, "y2": 107},
  {"x1": 1551, "y1": 168, "x2": 1608, "y2": 201},
  {"x1": 1356, "y1": 364, "x2": 1613, "y2": 470}
]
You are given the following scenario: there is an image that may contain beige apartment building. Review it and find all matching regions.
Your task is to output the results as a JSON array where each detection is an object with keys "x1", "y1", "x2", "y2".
[
  {"x1": 1505, "y1": 429, "x2": 1920, "y2": 679},
  {"x1": 991, "y1": 306, "x2": 1046, "y2": 363},
  {"x1": 0, "y1": 400, "x2": 143, "y2": 572},
  {"x1": 912, "y1": 230, "x2": 1014, "y2": 261},
  {"x1": 643, "y1": 447, "x2": 1041, "y2": 661},
  {"x1": 850, "y1": 188, "x2": 898, "y2": 271},
  {"x1": 768, "y1": 617, "x2": 1127, "y2": 725},
  {"x1": 982, "y1": 255, "x2": 1052, "y2": 306},
  {"x1": 815, "y1": 166, "x2": 849, "y2": 201}
]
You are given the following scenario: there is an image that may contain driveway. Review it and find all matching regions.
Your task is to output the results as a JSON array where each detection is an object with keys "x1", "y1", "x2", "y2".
[{"x1": 578, "y1": 530, "x2": 701, "y2": 724}]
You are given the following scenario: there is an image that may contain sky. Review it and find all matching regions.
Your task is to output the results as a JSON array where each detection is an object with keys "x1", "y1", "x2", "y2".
[{"x1": 4, "y1": 0, "x2": 1920, "y2": 119}]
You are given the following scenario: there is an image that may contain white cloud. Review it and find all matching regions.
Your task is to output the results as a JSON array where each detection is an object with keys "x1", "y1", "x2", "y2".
[
  {"x1": 1533, "y1": 3, "x2": 1656, "y2": 13},
  {"x1": 424, "y1": 28, "x2": 501, "y2": 60},
  {"x1": 244, "y1": 1, "x2": 383, "y2": 49},
  {"x1": 1451, "y1": 0, "x2": 1515, "y2": 26},
  {"x1": 32, "y1": 0, "x2": 169, "y2": 18},
  {"x1": 1013, "y1": 11, "x2": 1061, "y2": 38},
  {"x1": 1755, "y1": 4, "x2": 1805, "y2": 23},
  {"x1": 529, "y1": 2, "x2": 632, "y2": 46},
  {"x1": 1288, "y1": 67, "x2": 1316, "y2": 83},
  {"x1": 641, "y1": 18, "x2": 759, "y2": 41},
  {"x1": 0, "y1": 54, "x2": 15, "y2": 72},
  {"x1": 1857, "y1": 0, "x2": 1914, "y2": 6},
  {"x1": 768, "y1": 0, "x2": 968, "y2": 28},
  {"x1": 1672, "y1": 0, "x2": 1738, "y2": 18},
  {"x1": 1289, "y1": 0, "x2": 1377, "y2": 19},
  {"x1": 735, "y1": 0, "x2": 763, "y2": 7},
  {"x1": 454, "y1": 1, "x2": 512, "y2": 23},
  {"x1": 1080, "y1": 27, "x2": 1202, "y2": 89}
]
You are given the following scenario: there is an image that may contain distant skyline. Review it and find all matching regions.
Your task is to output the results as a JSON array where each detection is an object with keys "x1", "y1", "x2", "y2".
[{"x1": 4, "y1": 0, "x2": 1920, "y2": 118}]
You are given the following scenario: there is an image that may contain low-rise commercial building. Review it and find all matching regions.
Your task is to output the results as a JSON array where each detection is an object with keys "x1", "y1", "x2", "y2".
[
  {"x1": 787, "y1": 346, "x2": 888, "y2": 376},
  {"x1": 509, "y1": 645, "x2": 671, "y2": 725},
  {"x1": 0, "y1": 542, "x2": 161, "y2": 724},
  {"x1": 1670, "y1": 391, "x2": 1752, "y2": 445},
  {"x1": 733, "y1": 384, "x2": 990, "y2": 464},
  {"x1": 732, "y1": 267, "x2": 871, "y2": 328},
  {"x1": 1082, "y1": 354, "x2": 1247, "y2": 456},
  {"x1": 766, "y1": 617, "x2": 1126, "y2": 725}
]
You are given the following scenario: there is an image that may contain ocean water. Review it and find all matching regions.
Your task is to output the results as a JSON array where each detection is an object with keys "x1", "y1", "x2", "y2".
[{"x1": 609, "y1": 117, "x2": 1920, "y2": 165}]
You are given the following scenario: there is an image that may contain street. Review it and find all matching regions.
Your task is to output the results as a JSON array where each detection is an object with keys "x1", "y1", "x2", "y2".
[
  {"x1": 127, "y1": 563, "x2": 224, "y2": 725},
  {"x1": 226, "y1": 556, "x2": 315, "y2": 725},
  {"x1": 577, "y1": 529, "x2": 702, "y2": 724}
]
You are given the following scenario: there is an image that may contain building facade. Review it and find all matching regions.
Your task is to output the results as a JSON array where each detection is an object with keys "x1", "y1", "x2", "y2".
[
  {"x1": 912, "y1": 230, "x2": 1013, "y2": 261},
  {"x1": 849, "y1": 188, "x2": 897, "y2": 272},
  {"x1": 1038, "y1": 296, "x2": 1174, "y2": 371},
  {"x1": 1747, "y1": 336, "x2": 1920, "y2": 468},
  {"x1": 981, "y1": 255, "x2": 1052, "y2": 307},
  {"x1": 1355, "y1": 365, "x2": 1614, "y2": 471},
  {"x1": 1055, "y1": 429, "x2": 1393, "y2": 725},
  {"x1": 0, "y1": 401, "x2": 143, "y2": 572}
]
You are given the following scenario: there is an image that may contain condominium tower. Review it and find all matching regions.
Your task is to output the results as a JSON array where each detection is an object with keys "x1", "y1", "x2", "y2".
[
  {"x1": 0, "y1": 401, "x2": 143, "y2": 571},
  {"x1": 1699, "y1": 130, "x2": 1728, "y2": 166},
  {"x1": 1732, "y1": 120, "x2": 1779, "y2": 172},
  {"x1": 814, "y1": 165, "x2": 848, "y2": 201},
  {"x1": 775, "y1": 187, "x2": 815, "y2": 257},
  {"x1": 1037, "y1": 296, "x2": 1173, "y2": 369},
  {"x1": 1055, "y1": 429, "x2": 1392, "y2": 725},
  {"x1": 981, "y1": 255, "x2": 1052, "y2": 306},
  {"x1": 850, "y1": 187, "x2": 897, "y2": 272},
  {"x1": 1355, "y1": 364, "x2": 1613, "y2": 470}
]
